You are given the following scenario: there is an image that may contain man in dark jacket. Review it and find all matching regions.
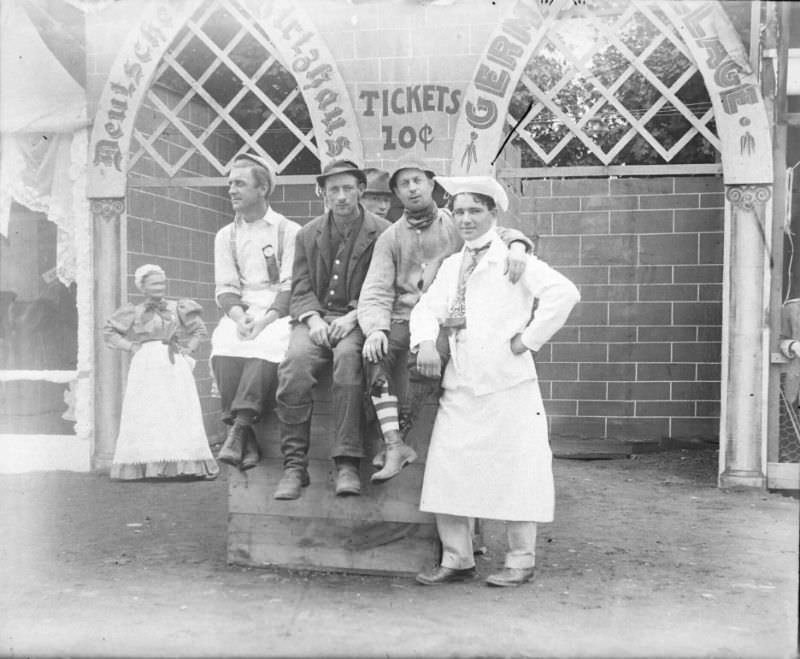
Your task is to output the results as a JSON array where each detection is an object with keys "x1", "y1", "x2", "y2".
[{"x1": 273, "y1": 160, "x2": 392, "y2": 500}]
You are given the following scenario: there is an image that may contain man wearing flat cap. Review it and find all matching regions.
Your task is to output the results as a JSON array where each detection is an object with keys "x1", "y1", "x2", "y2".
[
  {"x1": 273, "y1": 159, "x2": 392, "y2": 500},
  {"x1": 411, "y1": 176, "x2": 580, "y2": 587},
  {"x1": 361, "y1": 168, "x2": 394, "y2": 219},
  {"x1": 357, "y1": 158, "x2": 534, "y2": 483},
  {"x1": 211, "y1": 153, "x2": 301, "y2": 470}
]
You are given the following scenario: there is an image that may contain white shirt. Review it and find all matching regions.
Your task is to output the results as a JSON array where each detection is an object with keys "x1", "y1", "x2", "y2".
[
  {"x1": 410, "y1": 234, "x2": 580, "y2": 396},
  {"x1": 214, "y1": 207, "x2": 300, "y2": 309}
]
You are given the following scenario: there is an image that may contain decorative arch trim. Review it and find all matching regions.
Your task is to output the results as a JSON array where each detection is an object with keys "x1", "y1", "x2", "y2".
[
  {"x1": 257, "y1": 0, "x2": 363, "y2": 167},
  {"x1": 88, "y1": 0, "x2": 201, "y2": 197},
  {"x1": 88, "y1": 0, "x2": 363, "y2": 198},
  {"x1": 450, "y1": 0, "x2": 772, "y2": 185},
  {"x1": 449, "y1": 0, "x2": 550, "y2": 176},
  {"x1": 660, "y1": 1, "x2": 771, "y2": 184}
]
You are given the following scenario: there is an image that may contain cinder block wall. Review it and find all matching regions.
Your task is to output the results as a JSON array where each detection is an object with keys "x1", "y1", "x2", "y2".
[{"x1": 520, "y1": 175, "x2": 724, "y2": 442}]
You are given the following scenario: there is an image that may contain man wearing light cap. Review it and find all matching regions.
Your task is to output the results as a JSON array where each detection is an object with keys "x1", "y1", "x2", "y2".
[
  {"x1": 273, "y1": 159, "x2": 391, "y2": 500},
  {"x1": 211, "y1": 153, "x2": 301, "y2": 471},
  {"x1": 357, "y1": 158, "x2": 533, "y2": 483},
  {"x1": 410, "y1": 176, "x2": 580, "y2": 587},
  {"x1": 361, "y1": 168, "x2": 394, "y2": 219}
]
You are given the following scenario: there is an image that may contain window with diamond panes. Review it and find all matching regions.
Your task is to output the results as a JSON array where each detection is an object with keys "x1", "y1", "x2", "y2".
[
  {"x1": 130, "y1": 0, "x2": 319, "y2": 179},
  {"x1": 508, "y1": 0, "x2": 721, "y2": 168}
]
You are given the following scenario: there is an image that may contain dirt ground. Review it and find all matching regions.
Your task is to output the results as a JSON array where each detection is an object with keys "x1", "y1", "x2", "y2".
[{"x1": 0, "y1": 447, "x2": 797, "y2": 659}]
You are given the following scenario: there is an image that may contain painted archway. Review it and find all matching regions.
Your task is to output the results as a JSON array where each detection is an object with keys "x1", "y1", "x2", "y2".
[
  {"x1": 88, "y1": 0, "x2": 363, "y2": 197},
  {"x1": 450, "y1": 0, "x2": 773, "y2": 488},
  {"x1": 86, "y1": 0, "x2": 364, "y2": 468}
]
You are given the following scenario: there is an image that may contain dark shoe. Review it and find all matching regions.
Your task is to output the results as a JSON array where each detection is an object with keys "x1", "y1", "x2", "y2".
[
  {"x1": 240, "y1": 435, "x2": 261, "y2": 471},
  {"x1": 485, "y1": 567, "x2": 535, "y2": 587},
  {"x1": 371, "y1": 432, "x2": 417, "y2": 483},
  {"x1": 334, "y1": 463, "x2": 361, "y2": 496},
  {"x1": 273, "y1": 468, "x2": 310, "y2": 500},
  {"x1": 415, "y1": 565, "x2": 477, "y2": 586},
  {"x1": 217, "y1": 424, "x2": 247, "y2": 467}
]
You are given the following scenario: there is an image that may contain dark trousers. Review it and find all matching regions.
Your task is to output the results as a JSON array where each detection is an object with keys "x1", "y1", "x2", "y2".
[
  {"x1": 211, "y1": 356, "x2": 279, "y2": 426},
  {"x1": 364, "y1": 322, "x2": 450, "y2": 433},
  {"x1": 275, "y1": 323, "x2": 365, "y2": 469}
]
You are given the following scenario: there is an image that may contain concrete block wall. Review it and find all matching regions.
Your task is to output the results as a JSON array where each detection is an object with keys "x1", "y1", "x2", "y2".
[{"x1": 520, "y1": 175, "x2": 724, "y2": 442}]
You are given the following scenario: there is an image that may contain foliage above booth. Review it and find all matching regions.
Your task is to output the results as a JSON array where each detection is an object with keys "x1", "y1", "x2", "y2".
[{"x1": 507, "y1": 0, "x2": 732, "y2": 167}]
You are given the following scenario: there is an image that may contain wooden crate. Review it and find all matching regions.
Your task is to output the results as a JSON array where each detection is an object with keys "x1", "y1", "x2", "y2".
[{"x1": 227, "y1": 371, "x2": 439, "y2": 575}]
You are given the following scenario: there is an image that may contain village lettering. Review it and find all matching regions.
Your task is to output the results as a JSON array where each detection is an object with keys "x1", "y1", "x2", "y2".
[
  {"x1": 465, "y1": 1, "x2": 537, "y2": 130},
  {"x1": 93, "y1": 7, "x2": 173, "y2": 172},
  {"x1": 680, "y1": 1, "x2": 758, "y2": 115}
]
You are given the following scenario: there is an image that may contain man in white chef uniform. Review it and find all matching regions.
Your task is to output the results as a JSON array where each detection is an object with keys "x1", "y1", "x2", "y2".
[
  {"x1": 211, "y1": 153, "x2": 301, "y2": 470},
  {"x1": 410, "y1": 176, "x2": 580, "y2": 587}
]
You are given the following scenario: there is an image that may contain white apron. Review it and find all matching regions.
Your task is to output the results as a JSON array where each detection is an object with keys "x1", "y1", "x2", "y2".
[
  {"x1": 419, "y1": 377, "x2": 555, "y2": 523},
  {"x1": 111, "y1": 342, "x2": 218, "y2": 476},
  {"x1": 210, "y1": 288, "x2": 290, "y2": 364}
]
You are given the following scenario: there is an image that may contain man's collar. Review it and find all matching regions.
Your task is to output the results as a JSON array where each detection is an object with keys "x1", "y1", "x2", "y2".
[{"x1": 236, "y1": 206, "x2": 275, "y2": 226}]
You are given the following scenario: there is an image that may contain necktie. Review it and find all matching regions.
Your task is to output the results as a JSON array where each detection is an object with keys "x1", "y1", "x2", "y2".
[{"x1": 443, "y1": 243, "x2": 491, "y2": 332}]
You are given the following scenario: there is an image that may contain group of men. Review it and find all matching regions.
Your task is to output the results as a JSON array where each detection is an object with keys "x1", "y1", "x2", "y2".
[{"x1": 208, "y1": 152, "x2": 580, "y2": 586}]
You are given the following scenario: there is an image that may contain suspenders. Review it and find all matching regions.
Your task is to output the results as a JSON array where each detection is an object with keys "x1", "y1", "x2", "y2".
[{"x1": 229, "y1": 215, "x2": 287, "y2": 284}]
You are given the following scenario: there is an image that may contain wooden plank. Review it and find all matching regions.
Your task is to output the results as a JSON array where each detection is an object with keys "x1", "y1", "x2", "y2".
[
  {"x1": 227, "y1": 369, "x2": 440, "y2": 574},
  {"x1": 228, "y1": 458, "x2": 432, "y2": 523},
  {"x1": 228, "y1": 513, "x2": 438, "y2": 576},
  {"x1": 497, "y1": 164, "x2": 722, "y2": 179},
  {"x1": 767, "y1": 462, "x2": 800, "y2": 491}
]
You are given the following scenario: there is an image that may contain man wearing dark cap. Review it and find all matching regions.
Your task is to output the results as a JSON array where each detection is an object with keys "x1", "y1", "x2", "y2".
[
  {"x1": 273, "y1": 160, "x2": 392, "y2": 500},
  {"x1": 361, "y1": 168, "x2": 394, "y2": 219},
  {"x1": 211, "y1": 153, "x2": 301, "y2": 470},
  {"x1": 358, "y1": 158, "x2": 533, "y2": 483}
]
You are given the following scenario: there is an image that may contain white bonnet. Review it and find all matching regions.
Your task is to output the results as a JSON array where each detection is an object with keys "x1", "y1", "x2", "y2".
[
  {"x1": 134, "y1": 264, "x2": 165, "y2": 292},
  {"x1": 435, "y1": 175, "x2": 509, "y2": 212}
]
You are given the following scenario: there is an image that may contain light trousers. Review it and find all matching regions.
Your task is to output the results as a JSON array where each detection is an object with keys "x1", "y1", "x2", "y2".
[{"x1": 436, "y1": 513, "x2": 538, "y2": 570}]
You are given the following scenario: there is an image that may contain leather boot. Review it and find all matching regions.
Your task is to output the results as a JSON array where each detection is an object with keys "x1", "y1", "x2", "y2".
[
  {"x1": 217, "y1": 424, "x2": 247, "y2": 467},
  {"x1": 371, "y1": 430, "x2": 417, "y2": 483},
  {"x1": 334, "y1": 458, "x2": 361, "y2": 496},
  {"x1": 273, "y1": 468, "x2": 310, "y2": 500},
  {"x1": 240, "y1": 433, "x2": 260, "y2": 471}
]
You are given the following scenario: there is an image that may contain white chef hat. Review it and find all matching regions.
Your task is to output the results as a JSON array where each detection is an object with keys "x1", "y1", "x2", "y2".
[
  {"x1": 435, "y1": 175, "x2": 509, "y2": 212},
  {"x1": 134, "y1": 264, "x2": 166, "y2": 292}
]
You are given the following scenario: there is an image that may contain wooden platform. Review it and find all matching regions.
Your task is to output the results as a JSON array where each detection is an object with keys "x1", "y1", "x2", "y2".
[{"x1": 227, "y1": 373, "x2": 439, "y2": 576}]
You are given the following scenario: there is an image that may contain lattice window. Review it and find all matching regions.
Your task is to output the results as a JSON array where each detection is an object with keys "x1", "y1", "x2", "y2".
[
  {"x1": 508, "y1": 0, "x2": 720, "y2": 167},
  {"x1": 130, "y1": 0, "x2": 318, "y2": 178}
]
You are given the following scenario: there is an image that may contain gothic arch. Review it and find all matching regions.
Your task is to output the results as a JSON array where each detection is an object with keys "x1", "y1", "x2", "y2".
[
  {"x1": 449, "y1": 0, "x2": 772, "y2": 185},
  {"x1": 88, "y1": 0, "x2": 362, "y2": 197}
]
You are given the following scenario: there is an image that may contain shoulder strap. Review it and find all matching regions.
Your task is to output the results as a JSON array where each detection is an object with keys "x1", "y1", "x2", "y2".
[
  {"x1": 229, "y1": 220, "x2": 243, "y2": 282},
  {"x1": 276, "y1": 215, "x2": 287, "y2": 269}
]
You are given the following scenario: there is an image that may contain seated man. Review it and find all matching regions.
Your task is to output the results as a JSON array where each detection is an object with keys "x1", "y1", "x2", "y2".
[
  {"x1": 273, "y1": 160, "x2": 392, "y2": 500},
  {"x1": 211, "y1": 153, "x2": 300, "y2": 470},
  {"x1": 357, "y1": 158, "x2": 533, "y2": 483},
  {"x1": 361, "y1": 168, "x2": 394, "y2": 219}
]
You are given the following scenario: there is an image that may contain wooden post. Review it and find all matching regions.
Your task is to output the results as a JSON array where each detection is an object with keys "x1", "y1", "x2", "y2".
[
  {"x1": 719, "y1": 186, "x2": 771, "y2": 489},
  {"x1": 90, "y1": 198, "x2": 126, "y2": 472}
]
